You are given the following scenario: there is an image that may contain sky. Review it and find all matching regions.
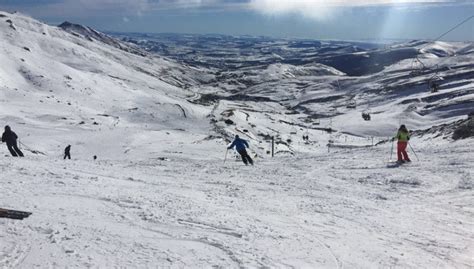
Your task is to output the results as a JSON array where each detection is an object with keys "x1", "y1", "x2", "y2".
[{"x1": 0, "y1": 0, "x2": 473, "y2": 41}]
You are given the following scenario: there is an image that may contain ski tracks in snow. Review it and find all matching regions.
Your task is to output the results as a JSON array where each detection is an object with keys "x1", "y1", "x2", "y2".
[{"x1": 1, "y1": 141, "x2": 473, "y2": 268}]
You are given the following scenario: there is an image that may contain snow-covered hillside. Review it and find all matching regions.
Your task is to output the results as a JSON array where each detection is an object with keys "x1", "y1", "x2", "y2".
[
  {"x1": 0, "y1": 11, "x2": 217, "y2": 160},
  {"x1": 121, "y1": 32, "x2": 474, "y2": 145},
  {"x1": 1, "y1": 11, "x2": 473, "y2": 268}
]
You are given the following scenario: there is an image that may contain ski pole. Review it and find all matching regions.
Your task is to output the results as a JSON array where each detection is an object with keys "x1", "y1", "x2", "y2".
[
  {"x1": 19, "y1": 140, "x2": 26, "y2": 150},
  {"x1": 223, "y1": 149, "x2": 228, "y2": 164},
  {"x1": 408, "y1": 142, "x2": 420, "y2": 161},
  {"x1": 19, "y1": 141, "x2": 31, "y2": 151}
]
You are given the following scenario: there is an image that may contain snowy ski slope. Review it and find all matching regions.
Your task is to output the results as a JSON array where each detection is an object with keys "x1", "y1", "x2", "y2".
[{"x1": 0, "y1": 11, "x2": 473, "y2": 268}]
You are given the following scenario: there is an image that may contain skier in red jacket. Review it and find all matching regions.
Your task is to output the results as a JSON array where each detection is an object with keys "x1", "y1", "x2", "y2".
[{"x1": 393, "y1": 125, "x2": 411, "y2": 163}]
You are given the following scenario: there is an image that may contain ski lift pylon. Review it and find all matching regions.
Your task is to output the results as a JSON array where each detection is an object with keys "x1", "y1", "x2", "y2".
[{"x1": 410, "y1": 56, "x2": 427, "y2": 76}]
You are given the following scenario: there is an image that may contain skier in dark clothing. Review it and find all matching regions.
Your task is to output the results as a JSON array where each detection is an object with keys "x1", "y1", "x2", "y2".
[
  {"x1": 64, "y1": 145, "x2": 71, "y2": 160},
  {"x1": 1, "y1": 126, "x2": 24, "y2": 157},
  {"x1": 228, "y1": 135, "x2": 253, "y2": 165}
]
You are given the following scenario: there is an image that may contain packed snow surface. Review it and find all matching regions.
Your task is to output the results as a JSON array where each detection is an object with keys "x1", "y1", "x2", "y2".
[{"x1": 1, "y1": 140, "x2": 473, "y2": 268}]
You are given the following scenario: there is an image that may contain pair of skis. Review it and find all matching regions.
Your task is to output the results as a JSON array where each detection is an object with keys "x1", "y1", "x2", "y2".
[
  {"x1": 387, "y1": 141, "x2": 419, "y2": 167},
  {"x1": 0, "y1": 208, "x2": 32, "y2": 220},
  {"x1": 386, "y1": 160, "x2": 412, "y2": 168}
]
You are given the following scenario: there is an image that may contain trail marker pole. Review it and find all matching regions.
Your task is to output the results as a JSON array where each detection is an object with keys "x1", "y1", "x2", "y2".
[{"x1": 271, "y1": 136, "x2": 274, "y2": 157}]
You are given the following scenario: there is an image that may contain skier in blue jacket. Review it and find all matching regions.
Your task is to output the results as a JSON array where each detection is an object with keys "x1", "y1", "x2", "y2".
[{"x1": 228, "y1": 135, "x2": 253, "y2": 165}]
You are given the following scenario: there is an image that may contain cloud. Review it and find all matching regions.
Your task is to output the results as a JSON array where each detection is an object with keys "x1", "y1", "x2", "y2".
[
  {"x1": 0, "y1": 0, "x2": 149, "y2": 17},
  {"x1": 0, "y1": 0, "x2": 469, "y2": 20},
  {"x1": 144, "y1": 0, "x2": 240, "y2": 11},
  {"x1": 40, "y1": 0, "x2": 220, "y2": 16},
  {"x1": 141, "y1": 0, "x2": 473, "y2": 20},
  {"x1": 247, "y1": 0, "x2": 458, "y2": 20},
  {"x1": 0, "y1": 0, "x2": 214, "y2": 19},
  {"x1": 74, "y1": 0, "x2": 149, "y2": 13}
]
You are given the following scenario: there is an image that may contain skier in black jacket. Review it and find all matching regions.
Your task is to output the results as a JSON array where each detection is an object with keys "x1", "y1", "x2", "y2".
[
  {"x1": 1, "y1": 126, "x2": 24, "y2": 157},
  {"x1": 64, "y1": 145, "x2": 71, "y2": 159}
]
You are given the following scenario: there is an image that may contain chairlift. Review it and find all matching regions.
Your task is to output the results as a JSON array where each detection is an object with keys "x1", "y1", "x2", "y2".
[
  {"x1": 362, "y1": 101, "x2": 371, "y2": 121},
  {"x1": 302, "y1": 129, "x2": 310, "y2": 142},
  {"x1": 362, "y1": 112, "x2": 371, "y2": 121},
  {"x1": 428, "y1": 74, "x2": 443, "y2": 93},
  {"x1": 429, "y1": 82, "x2": 439, "y2": 93}
]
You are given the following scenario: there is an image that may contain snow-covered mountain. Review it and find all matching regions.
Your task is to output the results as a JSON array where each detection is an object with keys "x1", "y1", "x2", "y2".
[
  {"x1": 1, "y1": 11, "x2": 473, "y2": 158},
  {"x1": 0, "y1": 11, "x2": 218, "y2": 160},
  {"x1": 118, "y1": 32, "x2": 474, "y2": 144},
  {"x1": 1, "y1": 11, "x2": 473, "y2": 268}
]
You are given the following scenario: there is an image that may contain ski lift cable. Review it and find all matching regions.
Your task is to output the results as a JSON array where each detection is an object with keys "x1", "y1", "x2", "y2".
[
  {"x1": 408, "y1": 14, "x2": 474, "y2": 90},
  {"x1": 432, "y1": 16, "x2": 474, "y2": 68},
  {"x1": 366, "y1": 15, "x2": 471, "y2": 91},
  {"x1": 415, "y1": 15, "x2": 474, "y2": 67},
  {"x1": 374, "y1": 15, "x2": 473, "y2": 64},
  {"x1": 419, "y1": 15, "x2": 474, "y2": 51},
  {"x1": 365, "y1": 11, "x2": 469, "y2": 91},
  {"x1": 407, "y1": 15, "x2": 474, "y2": 73}
]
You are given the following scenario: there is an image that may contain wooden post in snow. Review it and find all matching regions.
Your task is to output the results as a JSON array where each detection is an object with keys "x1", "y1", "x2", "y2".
[{"x1": 271, "y1": 136, "x2": 275, "y2": 157}]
